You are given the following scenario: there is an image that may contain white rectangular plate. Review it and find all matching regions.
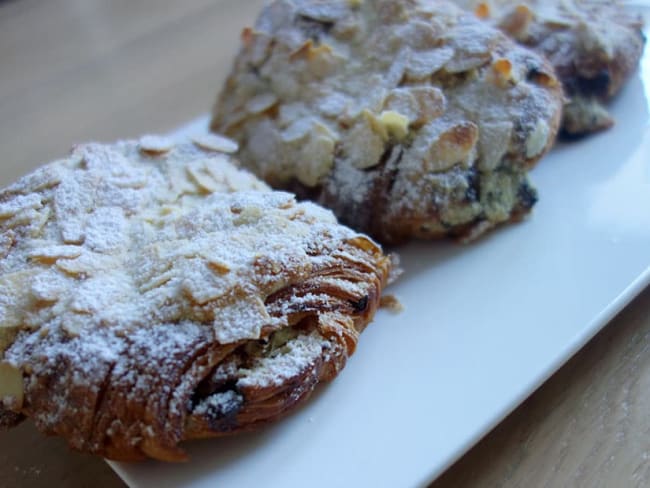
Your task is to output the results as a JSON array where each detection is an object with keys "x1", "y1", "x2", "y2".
[{"x1": 112, "y1": 5, "x2": 650, "y2": 488}]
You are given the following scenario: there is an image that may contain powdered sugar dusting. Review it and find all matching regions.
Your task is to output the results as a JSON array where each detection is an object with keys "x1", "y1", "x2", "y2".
[
  {"x1": 454, "y1": 0, "x2": 645, "y2": 134},
  {"x1": 0, "y1": 139, "x2": 390, "y2": 458},
  {"x1": 0, "y1": 140, "x2": 361, "y2": 350},
  {"x1": 193, "y1": 390, "x2": 243, "y2": 417},
  {"x1": 238, "y1": 333, "x2": 329, "y2": 388},
  {"x1": 213, "y1": 0, "x2": 564, "y2": 242}
]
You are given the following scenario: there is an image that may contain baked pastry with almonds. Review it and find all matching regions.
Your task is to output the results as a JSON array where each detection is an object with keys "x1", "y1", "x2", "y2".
[
  {"x1": 454, "y1": 0, "x2": 645, "y2": 135},
  {"x1": 211, "y1": 0, "x2": 564, "y2": 244},
  {"x1": 0, "y1": 136, "x2": 393, "y2": 461}
]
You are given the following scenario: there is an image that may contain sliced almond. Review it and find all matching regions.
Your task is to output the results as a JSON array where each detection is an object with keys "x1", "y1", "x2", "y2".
[
  {"x1": 192, "y1": 133, "x2": 239, "y2": 154},
  {"x1": 28, "y1": 245, "x2": 83, "y2": 263},
  {"x1": 475, "y1": 2, "x2": 490, "y2": 19},
  {"x1": 384, "y1": 89, "x2": 419, "y2": 122},
  {"x1": 0, "y1": 270, "x2": 35, "y2": 346},
  {"x1": 0, "y1": 194, "x2": 42, "y2": 220},
  {"x1": 426, "y1": 122, "x2": 479, "y2": 172},
  {"x1": 187, "y1": 162, "x2": 220, "y2": 193},
  {"x1": 206, "y1": 260, "x2": 231, "y2": 275},
  {"x1": 491, "y1": 58, "x2": 515, "y2": 87},
  {"x1": 444, "y1": 52, "x2": 491, "y2": 73},
  {"x1": 525, "y1": 120, "x2": 550, "y2": 159},
  {"x1": 379, "y1": 111, "x2": 410, "y2": 141},
  {"x1": 295, "y1": 134, "x2": 336, "y2": 187},
  {"x1": 139, "y1": 135, "x2": 175, "y2": 154},
  {"x1": 478, "y1": 121, "x2": 513, "y2": 171},
  {"x1": 405, "y1": 47, "x2": 454, "y2": 79},
  {"x1": 214, "y1": 294, "x2": 271, "y2": 344},
  {"x1": 411, "y1": 86, "x2": 446, "y2": 126},
  {"x1": 499, "y1": 4, "x2": 534, "y2": 40},
  {"x1": 245, "y1": 93, "x2": 279, "y2": 115},
  {"x1": 345, "y1": 112, "x2": 386, "y2": 169}
]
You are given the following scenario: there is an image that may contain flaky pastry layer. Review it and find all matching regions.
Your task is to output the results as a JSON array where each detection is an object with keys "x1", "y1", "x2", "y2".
[{"x1": 0, "y1": 137, "x2": 392, "y2": 461}]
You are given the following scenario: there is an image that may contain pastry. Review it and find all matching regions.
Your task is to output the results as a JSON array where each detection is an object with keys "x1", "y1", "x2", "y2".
[
  {"x1": 211, "y1": 0, "x2": 564, "y2": 244},
  {"x1": 0, "y1": 136, "x2": 393, "y2": 461},
  {"x1": 454, "y1": 0, "x2": 645, "y2": 135}
]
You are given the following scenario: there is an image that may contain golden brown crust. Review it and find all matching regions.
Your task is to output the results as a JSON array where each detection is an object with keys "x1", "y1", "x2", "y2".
[
  {"x1": 211, "y1": 0, "x2": 564, "y2": 244},
  {"x1": 0, "y1": 138, "x2": 392, "y2": 462}
]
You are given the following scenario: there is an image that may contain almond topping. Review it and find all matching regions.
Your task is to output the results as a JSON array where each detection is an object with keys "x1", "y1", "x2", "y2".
[
  {"x1": 475, "y1": 2, "x2": 490, "y2": 19},
  {"x1": 192, "y1": 133, "x2": 239, "y2": 154},
  {"x1": 139, "y1": 135, "x2": 175, "y2": 154}
]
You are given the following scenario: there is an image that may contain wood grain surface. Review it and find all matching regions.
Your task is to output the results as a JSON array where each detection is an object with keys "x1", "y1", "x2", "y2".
[{"x1": 0, "y1": 1, "x2": 648, "y2": 487}]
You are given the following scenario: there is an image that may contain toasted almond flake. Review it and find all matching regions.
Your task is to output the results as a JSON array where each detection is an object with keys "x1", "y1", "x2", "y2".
[
  {"x1": 296, "y1": 3, "x2": 348, "y2": 22},
  {"x1": 411, "y1": 86, "x2": 446, "y2": 126},
  {"x1": 139, "y1": 135, "x2": 175, "y2": 154},
  {"x1": 491, "y1": 58, "x2": 515, "y2": 87},
  {"x1": 384, "y1": 89, "x2": 419, "y2": 122},
  {"x1": 139, "y1": 269, "x2": 175, "y2": 293},
  {"x1": 426, "y1": 122, "x2": 479, "y2": 172},
  {"x1": 493, "y1": 58, "x2": 512, "y2": 78},
  {"x1": 363, "y1": 109, "x2": 389, "y2": 141},
  {"x1": 529, "y1": 69, "x2": 559, "y2": 88},
  {"x1": 380, "y1": 294, "x2": 404, "y2": 313},
  {"x1": 214, "y1": 295, "x2": 271, "y2": 344},
  {"x1": 525, "y1": 120, "x2": 550, "y2": 158},
  {"x1": 475, "y1": 2, "x2": 490, "y2": 18},
  {"x1": 186, "y1": 163, "x2": 220, "y2": 193},
  {"x1": 202, "y1": 155, "x2": 238, "y2": 183},
  {"x1": 245, "y1": 93, "x2": 279, "y2": 115},
  {"x1": 295, "y1": 135, "x2": 336, "y2": 187},
  {"x1": 28, "y1": 245, "x2": 83, "y2": 262},
  {"x1": 478, "y1": 121, "x2": 513, "y2": 171},
  {"x1": 444, "y1": 52, "x2": 491, "y2": 73},
  {"x1": 55, "y1": 252, "x2": 113, "y2": 278},
  {"x1": 379, "y1": 111, "x2": 410, "y2": 140},
  {"x1": 221, "y1": 166, "x2": 270, "y2": 192},
  {"x1": 281, "y1": 118, "x2": 313, "y2": 143},
  {"x1": 312, "y1": 121, "x2": 338, "y2": 140},
  {"x1": 290, "y1": 40, "x2": 333, "y2": 62},
  {"x1": 248, "y1": 30, "x2": 273, "y2": 66},
  {"x1": 167, "y1": 161, "x2": 199, "y2": 198},
  {"x1": 206, "y1": 260, "x2": 231, "y2": 275},
  {"x1": 30, "y1": 272, "x2": 67, "y2": 302},
  {"x1": 192, "y1": 133, "x2": 239, "y2": 154},
  {"x1": 346, "y1": 112, "x2": 386, "y2": 169},
  {"x1": 61, "y1": 314, "x2": 86, "y2": 337},
  {"x1": 0, "y1": 194, "x2": 42, "y2": 219},
  {"x1": 0, "y1": 270, "x2": 34, "y2": 332},
  {"x1": 499, "y1": 4, "x2": 534, "y2": 38},
  {"x1": 405, "y1": 47, "x2": 454, "y2": 79},
  {"x1": 2, "y1": 165, "x2": 64, "y2": 197},
  {"x1": 182, "y1": 278, "x2": 230, "y2": 306}
]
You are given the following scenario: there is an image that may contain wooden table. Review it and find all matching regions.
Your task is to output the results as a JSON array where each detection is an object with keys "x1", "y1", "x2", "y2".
[{"x1": 0, "y1": 1, "x2": 648, "y2": 486}]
